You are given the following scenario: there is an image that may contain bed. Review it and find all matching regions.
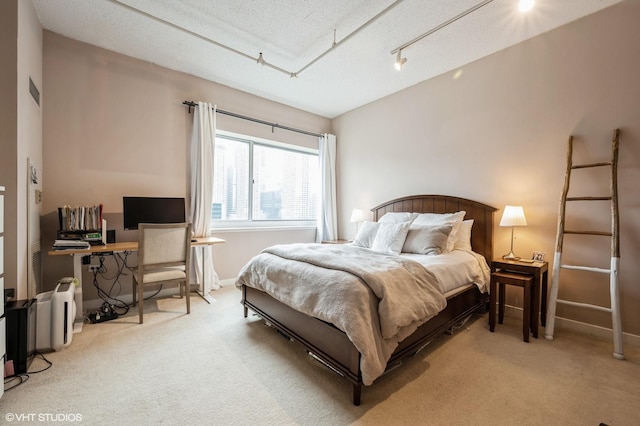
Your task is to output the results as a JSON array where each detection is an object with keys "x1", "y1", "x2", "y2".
[{"x1": 237, "y1": 194, "x2": 496, "y2": 405}]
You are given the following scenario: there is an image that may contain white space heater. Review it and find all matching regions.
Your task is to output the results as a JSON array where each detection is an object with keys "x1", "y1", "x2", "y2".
[{"x1": 36, "y1": 278, "x2": 76, "y2": 352}]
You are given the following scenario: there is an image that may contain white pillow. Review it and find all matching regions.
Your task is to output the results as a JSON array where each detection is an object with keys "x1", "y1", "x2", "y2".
[
  {"x1": 352, "y1": 221, "x2": 380, "y2": 248},
  {"x1": 371, "y1": 222, "x2": 411, "y2": 255},
  {"x1": 402, "y1": 225, "x2": 453, "y2": 255},
  {"x1": 378, "y1": 212, "x2": 419, "y2": 224},
  {"x1": 453, "y1": 219, "x2": 474, "y2": 251},
  {"x1": 411, "y1": 211, "x2": 466, "y2": 252}
]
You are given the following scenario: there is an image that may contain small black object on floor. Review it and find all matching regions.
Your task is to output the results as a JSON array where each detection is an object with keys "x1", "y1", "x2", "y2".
[{"x1": 89, "y1": 303, "x2": 119, "y2": 323}]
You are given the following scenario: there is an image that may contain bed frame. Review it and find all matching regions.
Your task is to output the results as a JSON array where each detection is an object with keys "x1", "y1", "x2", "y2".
[{"x1": 240, "y1": 195, "x2": 496, "y2": 405}]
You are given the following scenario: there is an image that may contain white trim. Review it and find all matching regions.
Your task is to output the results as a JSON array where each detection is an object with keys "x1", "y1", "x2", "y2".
[
  {"x1": 85, "y1": 281, "x2": 238, "y2": 313},
  {"x1": 216, "y1": 129, "x2": 318, "y2": 155},
  {"x1": 219, "y1": 278, "x2": 236, "y2": 287},
  {"x1": 212, "y1": 219, "x2": 316, "y2": 229},
  {"x1": 212, "y1": 225, "x2": 316, "y2": 233},
  {"x1": 84, "y1": 286, "x2": 186, "y2": 314},
  {"x1": 503, "y1": 304, "x2": 640, "y2": 348}
]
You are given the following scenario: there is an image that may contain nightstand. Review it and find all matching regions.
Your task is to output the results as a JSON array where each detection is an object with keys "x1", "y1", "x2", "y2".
[
  {"x1": 490, "y1": 258, "x2": 549, "y2": 338},
  {"x1": 490, "y1": 271, "x2": 534, "y2": 341},
  {"x1": 321, "y1": 240, "x2": 351, "y2": 244}
]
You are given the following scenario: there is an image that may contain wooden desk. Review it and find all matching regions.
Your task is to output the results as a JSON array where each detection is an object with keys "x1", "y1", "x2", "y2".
[
  {"x1": 491, "y1": 259, "x2": 549, "y2": 336},
  {"x1": 48, "y1": 237, "x2": 225, "y2": 331}
]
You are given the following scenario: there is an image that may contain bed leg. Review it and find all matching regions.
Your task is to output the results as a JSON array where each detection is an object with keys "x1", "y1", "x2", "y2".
[
  {"x1": 353, "y1": 383, "x2": 362, "y2": 406},
  {"x1": 243, "y1": 305, "x2": 248, "y2": 318}
]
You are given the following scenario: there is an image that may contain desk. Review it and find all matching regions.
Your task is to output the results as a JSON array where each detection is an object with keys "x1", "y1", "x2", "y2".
[
  {"x1": 48, "y1": 237, "x2": 225, "y2": 331},
  {"x1": 189, "y1": 237, "x2": 227, "y2": 304},
  {"x1": 491, "y1": 259, "x2": 549, "y2": 335}
]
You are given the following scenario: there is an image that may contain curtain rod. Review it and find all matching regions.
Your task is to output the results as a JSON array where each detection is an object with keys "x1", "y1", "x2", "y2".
[{"x1": 182, "y1": 101, "x2": 323, "y2": 138}]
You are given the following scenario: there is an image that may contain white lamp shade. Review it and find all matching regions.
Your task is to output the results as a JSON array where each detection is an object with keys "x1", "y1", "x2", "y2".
[
  {"x1": 350, "y1": 209, "x2": 364, "y2": 223},
  {"x1": 499, "y1": 205, "x2": 527, "y2": 227}
]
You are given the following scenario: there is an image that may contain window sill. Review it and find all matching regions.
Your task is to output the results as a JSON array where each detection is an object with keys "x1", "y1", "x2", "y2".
[{"x1": 211, "y1": 225, "x2": 317, "y2": 234}]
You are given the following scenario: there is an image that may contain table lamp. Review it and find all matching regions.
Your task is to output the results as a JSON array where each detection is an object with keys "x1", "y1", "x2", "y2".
[
  {"x1": 499, "y1": 205, "x2": 527, "y2": 259},
  {"x1": 350, "y1": 208, "x2": 364, "y2": 234}
]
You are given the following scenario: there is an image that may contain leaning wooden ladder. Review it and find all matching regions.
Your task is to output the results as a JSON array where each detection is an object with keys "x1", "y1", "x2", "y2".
[{"x1": 545, "y1": 129, "x2": 624, "y2": 360}]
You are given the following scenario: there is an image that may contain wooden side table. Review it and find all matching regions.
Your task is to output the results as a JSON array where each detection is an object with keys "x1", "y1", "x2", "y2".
[
  {"x1": 490, "y1": 259, "x2": 549, "y2": 337},
  {"x1": 321, "y1": 240, "x2": 351, "y2": 244},
  {"x1": 490, "y1": 271, "x2": 534, "y2": 342}
]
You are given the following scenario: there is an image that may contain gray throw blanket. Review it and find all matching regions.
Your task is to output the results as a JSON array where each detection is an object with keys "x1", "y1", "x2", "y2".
[{"x1": 236, "y1": 243, "x2": 447, "y2": 385}]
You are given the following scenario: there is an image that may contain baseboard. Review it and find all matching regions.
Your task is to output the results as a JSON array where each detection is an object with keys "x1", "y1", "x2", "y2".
[
  {"x1": 219, "y1": 278, "x2": 236, "y2": 287},
  {"x1": 83, "y1": 279, "x2": 238, "y2": 314},
  {"x1": 83, "y1": 292, "x2": 640, "y2": 348},
  {"x1": 83, "y1": 286, "x2": 199, "y2": 315},
  {"x1": 504, "y1": 304, "x2": 640, "y2": 348}
]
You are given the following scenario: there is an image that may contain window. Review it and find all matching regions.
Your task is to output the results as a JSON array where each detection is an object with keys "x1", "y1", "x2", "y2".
[{"x1": 212, "y1": 131, "x2": 319, "y2": 227}]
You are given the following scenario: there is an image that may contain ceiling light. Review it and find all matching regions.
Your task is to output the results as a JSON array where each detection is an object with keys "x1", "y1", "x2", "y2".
[
  {"x1": 394, "y1": 51, "x2": 407, "y2": 71},
  {"x1": 519, "y1": 0, "x2": 534, "y2": 12}
]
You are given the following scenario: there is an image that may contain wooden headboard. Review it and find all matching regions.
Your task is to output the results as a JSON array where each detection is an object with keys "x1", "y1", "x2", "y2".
[{"x1": 371, "y1": 194, "x2": 497, "y2": 261}]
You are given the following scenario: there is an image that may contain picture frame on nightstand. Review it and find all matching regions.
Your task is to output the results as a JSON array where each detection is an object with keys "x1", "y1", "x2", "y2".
[{"x1": 532, "y1": 251, "x2": 546, "y2": 262}]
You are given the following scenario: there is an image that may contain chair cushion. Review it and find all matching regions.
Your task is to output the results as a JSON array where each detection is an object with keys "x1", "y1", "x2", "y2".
[{"x1": 142, "y1": 266, "x2": 187, "y2": 284}]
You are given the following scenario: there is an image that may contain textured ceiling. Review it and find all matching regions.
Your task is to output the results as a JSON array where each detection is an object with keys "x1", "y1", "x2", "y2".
[{"x1": 33, "y1": 0, "x2": 623, "y2": 118}]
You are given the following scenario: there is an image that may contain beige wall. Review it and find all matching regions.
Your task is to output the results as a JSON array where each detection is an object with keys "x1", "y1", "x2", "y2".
[
  {"x1": 0, "y1": 0, "x2": 42, "y2": 300},
  {"x1": 18, "y1": 0, "x2": 43, "y2": 300},
  {"x1": 0, "y1": 1, "x2": 18, "y2": 295},
  {"x1": 333, "y1": 1, "x2": 640, "y2": 336},
  {"x1": 41, "y1": 32, "x2": 331, "y2": 302}
]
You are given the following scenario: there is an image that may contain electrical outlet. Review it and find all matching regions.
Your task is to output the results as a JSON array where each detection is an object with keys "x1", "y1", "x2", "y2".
[{"x1": 89, "y1": 265, "x2": 100, "y2": 272}]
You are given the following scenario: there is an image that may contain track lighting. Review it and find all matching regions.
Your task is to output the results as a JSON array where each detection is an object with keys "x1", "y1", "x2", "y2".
[
  {"x1": 390, "y1": 0, "x2": 495, "y2": 70},
  {"x1": 108, "y1": 0, "x2": 404, "y2": 80},
  {"x1": 394, "y1": 51, "x2": 407, "y2": 71}
]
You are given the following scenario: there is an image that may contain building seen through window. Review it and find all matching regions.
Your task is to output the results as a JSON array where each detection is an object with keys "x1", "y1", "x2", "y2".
[{"x1": 212, "y1": 132, "x2": 318, "y2": 225}]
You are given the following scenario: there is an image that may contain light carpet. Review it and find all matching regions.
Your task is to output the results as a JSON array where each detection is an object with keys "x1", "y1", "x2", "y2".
[{"x1": 2, "y1": 285, "x2": 639, "y2": 425}]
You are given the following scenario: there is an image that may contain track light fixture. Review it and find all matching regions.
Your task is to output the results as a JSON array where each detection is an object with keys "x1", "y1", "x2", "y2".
[
  {"x1": 390, "y1": 0, "x2": 495, "y2": 71},
  {"x1": 394, "y1": 51, "x2": 407, "y2": 71}
]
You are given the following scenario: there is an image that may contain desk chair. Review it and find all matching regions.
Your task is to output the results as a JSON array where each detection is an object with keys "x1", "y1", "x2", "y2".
[{"x1": 132, "y1": 222, "x2": 192, "y2": 324}]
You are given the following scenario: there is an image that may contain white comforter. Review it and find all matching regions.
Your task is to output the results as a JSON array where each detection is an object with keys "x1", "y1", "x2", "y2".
[{"x1": 236, "y1": 243, "x2": 485, "y2": 385}]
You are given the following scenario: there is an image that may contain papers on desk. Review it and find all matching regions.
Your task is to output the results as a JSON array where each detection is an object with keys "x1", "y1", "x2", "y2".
[
  {"x1": 53, "y1": 239, "x2": 90, "y2": 250},
  {"x1": 58, "y1": 204, "x2": 103, "y2": 232}
]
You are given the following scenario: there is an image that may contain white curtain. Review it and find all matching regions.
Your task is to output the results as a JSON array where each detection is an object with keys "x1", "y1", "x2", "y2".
[
  {"x1": 190, "y1": 101, "x2": 220, "y2": 292},
  {"x1": 316, "y1": 133, "x2": 337, "y2": 242}
]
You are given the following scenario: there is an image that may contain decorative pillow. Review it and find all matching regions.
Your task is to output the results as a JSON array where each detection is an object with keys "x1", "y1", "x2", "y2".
[
  {"x1": 402, "y1": 225, "x2": 453, "y2": 255},
  {"x1": 352, "y1": 221, "x2": 380, "y2": 248},
  {"x1": 411, "y1": 211, "x2": 466, "y2": 252},
  {"x1": 371, "y1": 222, "x2": 411, "y2": 255},
  {"x1": 453, "y1": 219, "x2": 474, "y2": 251},
  {"x1": 378, "y1": 212, "x2": 419, "y2": 224}
]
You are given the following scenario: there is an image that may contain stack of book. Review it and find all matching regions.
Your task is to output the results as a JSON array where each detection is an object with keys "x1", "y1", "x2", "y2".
[{"x1": 53, "y1": 239, "x2": 90, "y2": 250}]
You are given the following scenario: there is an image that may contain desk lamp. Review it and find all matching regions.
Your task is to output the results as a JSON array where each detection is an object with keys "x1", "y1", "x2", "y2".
[{"x1": 500, "y1": 205, "x2": 527, "y2": 259}]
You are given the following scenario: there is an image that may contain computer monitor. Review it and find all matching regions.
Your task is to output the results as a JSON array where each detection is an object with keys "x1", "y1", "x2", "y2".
[{"x1": 122, "y1": 196, "x2": 186, "y2": 230}]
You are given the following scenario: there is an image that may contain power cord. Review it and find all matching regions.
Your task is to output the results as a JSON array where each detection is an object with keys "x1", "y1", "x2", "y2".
[
  {"x1": 88, "y1": 251, "x2": 163, "y2": 322},
  {"x1": 4, "y1": 374, "x2": 29, "y2": 391},
  {"x1": 91, "y1": 253, "x2": 130, "y2": 316},
  {"x1": 27, "y1": 352, "x2": 53, "y2": 374},
  {"x1": 3, "y1": 352, "x2": 53, "y2": 392}
]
